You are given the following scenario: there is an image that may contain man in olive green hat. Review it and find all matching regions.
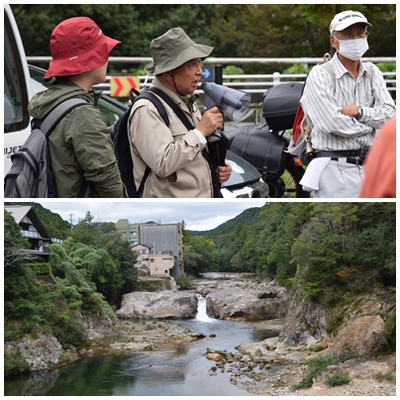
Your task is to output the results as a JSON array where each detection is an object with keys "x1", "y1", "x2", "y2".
[{"x1": 128, "y1": 27, "x2": 232, "y2": 198}]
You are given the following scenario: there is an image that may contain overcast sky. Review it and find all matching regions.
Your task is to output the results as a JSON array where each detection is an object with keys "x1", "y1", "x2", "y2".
[{"x1": 39, "y1": 200, "x2": 267, "y2": 231}]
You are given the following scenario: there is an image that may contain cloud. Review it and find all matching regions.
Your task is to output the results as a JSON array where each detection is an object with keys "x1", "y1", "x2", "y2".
[{"x1": 39, "y1": 200, "x2": 267, "y2": 231}]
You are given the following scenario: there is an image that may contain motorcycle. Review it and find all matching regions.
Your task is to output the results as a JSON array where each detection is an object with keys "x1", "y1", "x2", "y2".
[{"x1": 225, "y1": 81, "x2": 309, "y2": 198}]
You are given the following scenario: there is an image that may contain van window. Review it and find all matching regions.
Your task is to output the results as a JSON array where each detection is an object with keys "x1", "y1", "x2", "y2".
[{"x1": 4, "y1": 11, "x2": 30, "y2": 134}]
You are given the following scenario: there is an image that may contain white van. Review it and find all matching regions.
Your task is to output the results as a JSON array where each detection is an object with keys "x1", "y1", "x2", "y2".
[{"x1": 4, "y1": 4, "x2": 33, "y2": 174}]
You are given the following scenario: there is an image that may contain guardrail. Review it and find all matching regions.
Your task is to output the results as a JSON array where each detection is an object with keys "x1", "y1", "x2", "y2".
[{"x1": 27, "y1": 56, "x2": 396, "y2": 97}]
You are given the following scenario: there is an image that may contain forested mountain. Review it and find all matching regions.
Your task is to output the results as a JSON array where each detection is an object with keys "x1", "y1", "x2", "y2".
[
  {"x1": 214, "y1": 202, "x2": 395, "y2": 305},
  {"x1": 185, "y1": 202, "x2": 395, "y2": 306},
  {"x1": 187, "y1": 206, "x2": 262, "y2": 239}
]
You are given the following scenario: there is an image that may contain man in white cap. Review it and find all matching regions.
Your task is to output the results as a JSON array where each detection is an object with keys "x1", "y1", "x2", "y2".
[
  {"x1": 128, "y1": 27, "x2": 232, "y2": 198},
  {"x1": 299, "y1": 10, "x2": 395, "y2": 198}
]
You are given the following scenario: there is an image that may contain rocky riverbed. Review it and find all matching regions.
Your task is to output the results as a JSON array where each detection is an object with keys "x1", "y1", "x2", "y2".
[{"x1": 204, "y1": 335, "x2": 396, "y2": 396}]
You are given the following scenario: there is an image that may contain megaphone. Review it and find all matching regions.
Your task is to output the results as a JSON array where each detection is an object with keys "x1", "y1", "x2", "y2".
[{"x1": 201, "y1": 82, "x2": 251, "y2": 143}]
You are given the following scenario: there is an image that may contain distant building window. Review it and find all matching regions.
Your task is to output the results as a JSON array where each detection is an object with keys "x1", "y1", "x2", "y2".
[
  {"x1": 150, "y1": 258, "x2": 154, "y2": 263},
  {"x1": 162, "y1": 258, "x2": 171, "y2": 264}
]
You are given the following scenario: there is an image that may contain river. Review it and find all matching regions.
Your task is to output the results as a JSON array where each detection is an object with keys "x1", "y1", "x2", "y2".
[{"x1": 4, "y1": 295, "x2": 279, "y2": 396}]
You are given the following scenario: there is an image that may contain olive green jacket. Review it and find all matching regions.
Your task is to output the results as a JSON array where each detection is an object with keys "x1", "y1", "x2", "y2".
[{"x1": 28, "y1": 81, "x2": 127, "y2": 198}]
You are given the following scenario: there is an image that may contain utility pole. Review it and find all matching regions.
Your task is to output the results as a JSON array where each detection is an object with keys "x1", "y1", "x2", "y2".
[{"x1": 69, "y1": 214, "x2": 74, "y2": 232}]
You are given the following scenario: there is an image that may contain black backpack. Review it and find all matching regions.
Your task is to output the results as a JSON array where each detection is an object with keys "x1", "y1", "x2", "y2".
[
  {"x1": 109, "y1": 87, "x2": 169, "y2": 198},
  {"x1": 4, "y1": 98, "x2": 89, "y2": 198}
]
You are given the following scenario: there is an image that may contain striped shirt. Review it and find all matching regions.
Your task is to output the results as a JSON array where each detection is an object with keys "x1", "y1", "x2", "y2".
[{"x1": 300, "y1": 52, "x2": 396, "y2": 152}]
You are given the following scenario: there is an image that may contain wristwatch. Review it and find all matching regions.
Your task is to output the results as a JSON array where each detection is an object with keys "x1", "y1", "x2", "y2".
[{"x1": 358, "y1": 106, "x2": 363, "y2": 120}]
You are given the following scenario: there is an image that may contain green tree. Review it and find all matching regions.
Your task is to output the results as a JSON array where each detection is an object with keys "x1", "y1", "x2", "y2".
[
  {"x1": 291, "y1": 203, "x2": 395, "y2": 305},
  {"x1": 11, "y1": 5, "x2": 139, "y2": 60},
  {"x1": 13, "y1": 4, "x2": 395, "y2": 76},
  {"x1": 4, "y1": 210, "x2": 30, "y2": 259},
  {"x1": 67, "y1": 212, "x2": 137, "y2": 305},
  {"x1": 183, "y1": 235, "x2": 220, "y2": 277},
  {"x1": 70, "y1": 211, "x2": 102, "y2": 247},
  {"x1": 102, "y1": 231, "x2": 138, "y2": 301},
  {"x1": 68, "y1": 244, "x2": 123, "y2": 303},
  {"x1": 4, "y1": 210, "x2": 38, "y2": 318}
]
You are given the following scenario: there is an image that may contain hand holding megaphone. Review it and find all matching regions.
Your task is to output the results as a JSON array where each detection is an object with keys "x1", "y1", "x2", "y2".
[{"x1": 196, "y1": 107, "x2": 224, "y2": 141}]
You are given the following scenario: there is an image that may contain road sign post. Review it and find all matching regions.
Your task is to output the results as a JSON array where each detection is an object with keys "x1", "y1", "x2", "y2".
[
  {"x1": 202, "y1": 65, "x2": 223, "y2": 84},
  {"x1": 201, "y1": 65, "x2": 215, "y2": 82}
]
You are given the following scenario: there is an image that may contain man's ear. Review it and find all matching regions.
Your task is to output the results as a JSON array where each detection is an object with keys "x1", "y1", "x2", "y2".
[
  {"x1": 164, "y1": 71, "x2": 173, "y2": 80},
  {"x1": 330, "y1": 35, "x2": 338, "y2": 50}
]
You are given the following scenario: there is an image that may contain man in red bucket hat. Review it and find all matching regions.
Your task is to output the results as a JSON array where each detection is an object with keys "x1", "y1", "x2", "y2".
[{"x1": 28, "y1": 17, "x2": 127, "y2": 198}]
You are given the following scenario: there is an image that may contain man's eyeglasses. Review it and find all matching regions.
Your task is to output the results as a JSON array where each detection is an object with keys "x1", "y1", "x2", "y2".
[{"x1": 333, "y1": 31, "x2": 369, "y2": 40}]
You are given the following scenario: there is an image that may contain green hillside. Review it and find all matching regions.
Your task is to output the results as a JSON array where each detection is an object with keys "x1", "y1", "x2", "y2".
[{"x1": 187, "y1": 207, "x2": 262, "y2": 239}]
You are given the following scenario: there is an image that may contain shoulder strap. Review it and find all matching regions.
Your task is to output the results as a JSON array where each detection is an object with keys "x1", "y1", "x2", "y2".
[
  {"x1": 40, "y1": 97, "x2": 89, "y2": 137},
  {"x1": 321, "y1": 62, "x2": 336, "y2": 93},
  {"x1": 363, "y1": 64, "x2": 373, "y2": 85},
  {"x1": 132, "y1": 88, "x2": 172, "y2": 196},
  {"x1": 39, "y1": 97, "x2": 93, "y2": 198},
  {"x1": 148, "y1": 87, "x2": 195, "y2": 130},
  {"x1": 138, "y1": 89, "x2": 170, "y2": 126},
  {"x1": 321, "y1": 61, "x2": 373, "y2": 94}
]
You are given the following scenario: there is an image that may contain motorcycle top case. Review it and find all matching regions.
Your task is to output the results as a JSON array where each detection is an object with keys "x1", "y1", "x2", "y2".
[
  {"x1": 226, "y1": 123, "x2": 286, "y2": 181},
  {"x1": 262, "y1": 82, "x2": 304, "y2": 130}
]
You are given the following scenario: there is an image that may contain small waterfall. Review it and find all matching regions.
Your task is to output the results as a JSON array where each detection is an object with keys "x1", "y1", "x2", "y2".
[{"x1": 195, "y1": 294, "x2": 214, "y2": 323}]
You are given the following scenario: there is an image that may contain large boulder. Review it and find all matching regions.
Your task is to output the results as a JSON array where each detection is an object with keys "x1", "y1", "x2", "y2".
[
  {"x1": 203, "y1": 279, "x2": 287, "y2": 321},
  {"x1": 4, "y1": 330, "x2": 78, "y2": 373},
  {"x1": 206, "y1": 291, "x2": 287, "y2": 321},
  {"x1": 116, "y1": 291, "x2": 198, "y2": 320},
  {"x1": 327, "y1": 315, "x2": 387, "y2": 359},
  {"x1": 278, "y1": 286, "x2": 395, "y2": 360}
]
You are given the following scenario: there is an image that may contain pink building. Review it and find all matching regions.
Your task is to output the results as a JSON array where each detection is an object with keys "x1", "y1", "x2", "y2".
[{"x1": 132, "y1": 244, "x2": 175, "y2": 277}]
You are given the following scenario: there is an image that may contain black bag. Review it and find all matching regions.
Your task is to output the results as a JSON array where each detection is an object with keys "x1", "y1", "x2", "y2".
[
  {"x1": 109, "y1": 88, "x2": 169, "y2": 198},
  {"x1": 227, "y1": 123, "x2": 286, "y2": 181},
  {"x1": 4, "y1": 98, "x2": 89, "y2": 198}
]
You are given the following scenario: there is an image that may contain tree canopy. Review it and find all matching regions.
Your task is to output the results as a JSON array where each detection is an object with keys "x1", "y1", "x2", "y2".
[
  {"x1": 214, "y1": 202, "x2": 395, "y2": 305},
  {"x1": 12, "y1": 4, "x2": 395, "y2": 74}
]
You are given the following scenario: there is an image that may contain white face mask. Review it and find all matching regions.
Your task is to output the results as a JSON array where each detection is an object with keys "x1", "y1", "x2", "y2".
[{"x1": 336, "y1": 37, "x2": 369, "y2": 61}]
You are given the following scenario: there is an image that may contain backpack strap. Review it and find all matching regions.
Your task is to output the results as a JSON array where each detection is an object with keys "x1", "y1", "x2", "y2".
[
  {"x1": 148, "y1": 87, "x2": 194, "y2": 131},
  {"x1": 39, "y1": 97, "x2": 89, "y2": 137},
  {"x1": 147, "y1": 87, "x2": 222, "y2": 198},
  {"x1": 321, "y1": 61, "x2": 373, "y2": 94},
  {"x1": 321, "y1": 62, "x2": 336, "y2": 92},
  {"x1": 132, "y1": 89, "x2": 171, "y2": 196},
  {"x1": 37, "y1": 97, "x2": 97, "y2": 198}
]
